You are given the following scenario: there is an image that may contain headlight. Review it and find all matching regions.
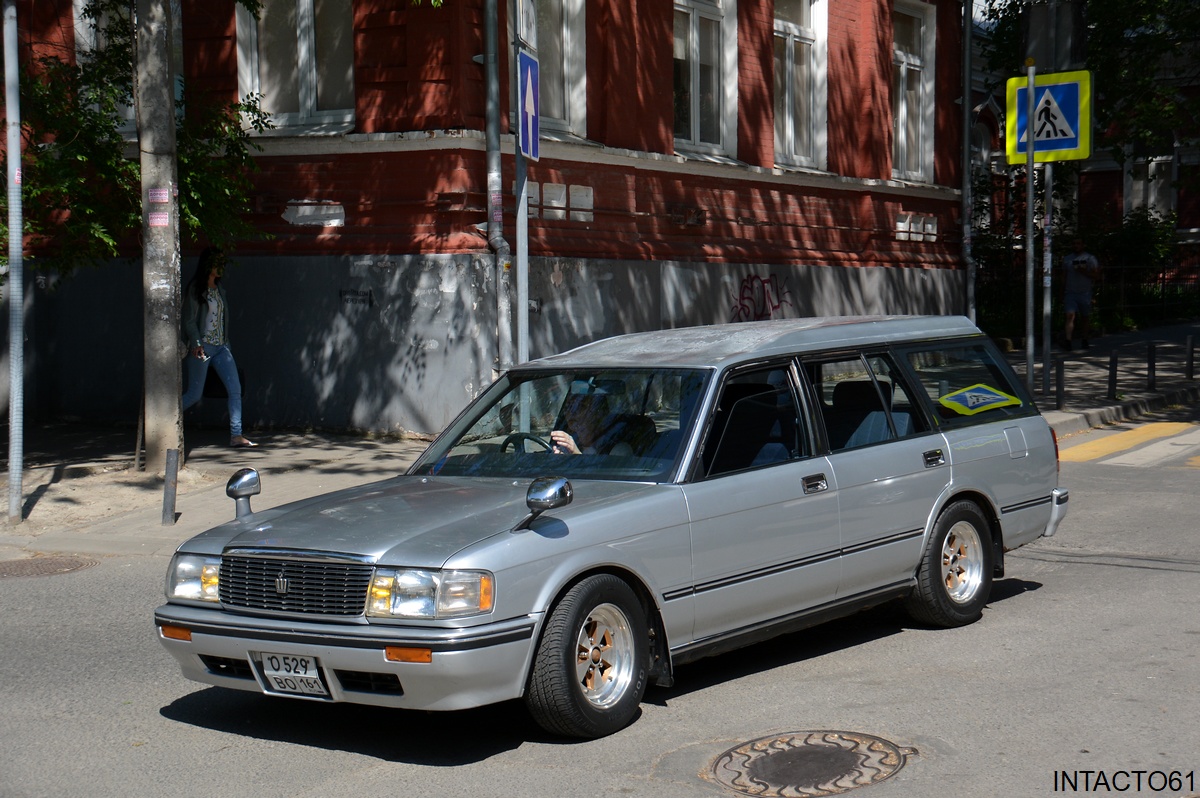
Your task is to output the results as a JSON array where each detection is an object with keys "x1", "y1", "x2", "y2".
[
  {"x1": 367, "y1": 569, "x2": 494, "y2": 619},
  {"x1": 166, "y1": 554, "x2": 221, "y2": 603}
]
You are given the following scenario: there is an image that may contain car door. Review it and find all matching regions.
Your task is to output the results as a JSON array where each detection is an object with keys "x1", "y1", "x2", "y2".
[
  {"x1": 804, "y1": 352, "x2": 950, "y2": 598},
  {"x1": 681, "y1": 363, "x2": 842, "y2": 644}
]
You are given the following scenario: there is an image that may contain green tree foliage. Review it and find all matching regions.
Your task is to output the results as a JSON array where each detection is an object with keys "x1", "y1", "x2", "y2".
[
  {"x1": 980, "y1": 0, "x2": 1200, "y2": 161},
  {"x1": 1, "y1": 0, "x2": 271, "y2": 274},
  {"x1": 971, "y1": 0, "x2": 1199, "y2": 336}
]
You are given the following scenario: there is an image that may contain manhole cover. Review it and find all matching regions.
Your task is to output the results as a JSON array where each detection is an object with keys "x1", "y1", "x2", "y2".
[
  {"x1": 0, "y1": 557, "x2": 99, "y2": 579},
  {"x1": 707, "y1": 730, "x2": 917, "y2": 797}
]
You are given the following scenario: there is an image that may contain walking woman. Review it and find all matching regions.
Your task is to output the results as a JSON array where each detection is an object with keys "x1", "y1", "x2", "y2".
[{"x1": 182, "y1": 248, "x2": 257, "y2": 447}]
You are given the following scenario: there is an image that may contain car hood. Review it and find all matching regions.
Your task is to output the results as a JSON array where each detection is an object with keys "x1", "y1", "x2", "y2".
[{"x1": 181, "y1": 476, "x2": 661, "y2": 567}]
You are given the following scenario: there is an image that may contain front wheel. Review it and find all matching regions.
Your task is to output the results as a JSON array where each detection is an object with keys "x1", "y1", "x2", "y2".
[
  {"x1": 905, "y1": 501, "x2": 994, "y2": 628},
  {"x1": 525, "y1": 575, "x2": 649, "y2": 738}
]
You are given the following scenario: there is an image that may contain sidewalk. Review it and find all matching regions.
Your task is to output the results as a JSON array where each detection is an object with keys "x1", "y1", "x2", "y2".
[
  {"x1": 1, "y1": 320, "x2": 1197, "y2": 563},
  {"x1": 0, "y1": 425, "x2": 429, "y2": 561},
  {"x1": 1009, "y1": 319, "x2": 1200, "y2": 436}
]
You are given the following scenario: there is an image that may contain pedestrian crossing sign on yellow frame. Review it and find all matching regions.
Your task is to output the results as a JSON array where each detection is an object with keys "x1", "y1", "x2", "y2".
[{"x1": 1005, "y1": 70, "x2": 1092, "y2": 164}]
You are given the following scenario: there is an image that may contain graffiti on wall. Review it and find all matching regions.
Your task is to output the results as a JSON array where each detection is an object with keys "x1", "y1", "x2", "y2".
[{"x1": 730, "y1": 273, "x2": 794, "y2": 322}]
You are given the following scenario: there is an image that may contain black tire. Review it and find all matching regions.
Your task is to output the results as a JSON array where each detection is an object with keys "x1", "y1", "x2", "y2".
[
  {"x1": 905, "y1": 500, "x2": 994, "y2": 628},
  {"x1": 525, "y1": 575, "x2": 649, "y2": 738}
]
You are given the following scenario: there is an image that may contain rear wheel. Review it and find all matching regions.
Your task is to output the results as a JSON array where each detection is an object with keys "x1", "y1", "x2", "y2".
[
  {"x1": 905, "y1": 501, "x2": 994, "y2": 627},
  {"x1": 525, "y1": 575, "x2": 648, "y2": 738}
]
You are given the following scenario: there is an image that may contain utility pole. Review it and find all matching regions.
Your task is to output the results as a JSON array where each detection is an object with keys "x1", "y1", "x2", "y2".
[
  {"x1": 5, "y1": 0, "x2": 24, "y2": 523},
  {"x1": 135, "y1": 0, "x2": 183, "y2": 473}
]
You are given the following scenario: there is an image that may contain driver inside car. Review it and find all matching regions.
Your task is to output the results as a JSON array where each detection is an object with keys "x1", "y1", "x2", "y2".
[{"x1": 550, "y1": 393, "x2": 611, "y2": 455}]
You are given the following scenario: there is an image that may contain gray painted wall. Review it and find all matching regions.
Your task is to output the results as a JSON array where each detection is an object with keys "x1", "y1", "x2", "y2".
[{"x1": 5, "y1": 254, "x2": 962, "y2": 438}]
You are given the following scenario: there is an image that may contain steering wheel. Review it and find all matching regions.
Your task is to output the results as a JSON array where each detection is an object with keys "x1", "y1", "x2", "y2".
[{"x1": 500, "y1": 432, "x2": 553, "y2": 453}]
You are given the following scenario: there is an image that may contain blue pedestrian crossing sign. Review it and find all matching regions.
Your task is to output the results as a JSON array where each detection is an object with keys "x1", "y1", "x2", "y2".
[{"x1": 1005, "y1": 70, "x2": 1092, "y2": 164}]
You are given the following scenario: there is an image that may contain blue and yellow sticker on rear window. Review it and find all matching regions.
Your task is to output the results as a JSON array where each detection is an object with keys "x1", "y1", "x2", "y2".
[{"x1": 939, "y1": 384, "x2": 1022, "y2": 416}]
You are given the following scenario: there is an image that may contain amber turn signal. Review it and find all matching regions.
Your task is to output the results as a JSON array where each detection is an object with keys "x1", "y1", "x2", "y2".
[
  {"x1": 385, "y1": 646, "x2": 432, "y2": 663},
  {"x1": 160, "y1": 624, "x2": 192, "y2": 641}
]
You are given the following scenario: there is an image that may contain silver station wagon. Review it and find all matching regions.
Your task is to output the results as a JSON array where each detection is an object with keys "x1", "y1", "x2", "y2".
[{"x1": 156, "y1": 316, "x2": 1068, "y2": 738}]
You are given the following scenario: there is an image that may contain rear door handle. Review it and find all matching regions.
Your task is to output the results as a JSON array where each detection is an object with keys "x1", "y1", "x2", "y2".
[
  {"x1": 923, "y1": 449, "x2": 946, "y2": 468},
  {"x1": 803, "y1": 474, "x2": 828, "y2": 494}
]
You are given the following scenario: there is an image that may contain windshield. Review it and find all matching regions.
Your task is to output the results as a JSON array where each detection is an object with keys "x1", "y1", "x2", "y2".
[{"x1": 411, "y1": 368, "x2": 710, "y2": 482}]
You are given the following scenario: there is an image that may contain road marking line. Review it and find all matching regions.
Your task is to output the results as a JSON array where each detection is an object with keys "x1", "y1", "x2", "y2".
[
  {"x1": 1103, "y1": 428, "x2": 1200, "y2": 467},
  {"x1": 1059, "y1": 422, "x2": 1196, "y2": 462}
]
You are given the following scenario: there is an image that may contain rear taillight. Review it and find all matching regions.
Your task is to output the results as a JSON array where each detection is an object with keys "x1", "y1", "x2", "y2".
[{"x1": 1051, "y1": 429, "x2": 1061, "y2": 473}]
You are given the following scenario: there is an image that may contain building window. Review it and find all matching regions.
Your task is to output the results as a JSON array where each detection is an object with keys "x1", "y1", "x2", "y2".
[
  {"x1": 533, "y1": 0, "x2": 586, "y2": 134},
  {"x1": 773, "y1": 0, "x2": 827, "y2": 169},
  {"x1": 1128, "y1": 158, "x2": 1175, "y2": 216},
  {"x1": 891, "y1": 2, "x2": 935, "y2": 182},
  {"x1": 236, "y1": 0, "x2": 355, "y2": 129},
  {"x1": 74, "y1": 0, "x2": 185, "y2": 131},
  {"x1": 673, "y1": 0, "x2": 736, "y2": 155}
]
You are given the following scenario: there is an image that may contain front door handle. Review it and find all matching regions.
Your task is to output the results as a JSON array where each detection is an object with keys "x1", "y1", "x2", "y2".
[
  {"x1": 803, "y1": 473, "x2": 828, "y2": 494},
  {"x1": 923, "y1": 449, "x2": 946, "y2": 468}
]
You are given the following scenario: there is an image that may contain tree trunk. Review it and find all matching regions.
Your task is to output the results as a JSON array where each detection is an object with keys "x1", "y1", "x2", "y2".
[{"x1": 135, "y1": 0, "x2": 183, "y2": 473}]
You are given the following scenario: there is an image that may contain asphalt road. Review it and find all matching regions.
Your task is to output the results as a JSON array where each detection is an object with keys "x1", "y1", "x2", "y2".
[{"x1": 1, "y1": 414, "x2": 1198, "y2": 798}]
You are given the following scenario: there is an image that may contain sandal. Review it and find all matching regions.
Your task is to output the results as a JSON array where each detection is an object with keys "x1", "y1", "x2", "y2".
[{"x1": 231, "y1": 436, "x2": 259, "y2": 448}]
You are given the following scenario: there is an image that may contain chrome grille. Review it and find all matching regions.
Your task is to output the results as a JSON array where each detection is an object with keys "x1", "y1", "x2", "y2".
[{"x1": 219, "y1": 555, "x2": 373, "y2": 616}]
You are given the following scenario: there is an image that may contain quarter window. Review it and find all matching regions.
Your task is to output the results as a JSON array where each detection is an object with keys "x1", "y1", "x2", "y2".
[
  {"x1": 673, "y1": 0, "x2": 736, "y2": 154},
  {"x1": 902, "y1": 343, "x2": 1031, "y2": 428},
  {"x1": 891, "y1": 2, "x2": 935, "y2": 181},
  {"x1": 236, "y1": 0, "x2": 355, "y2": 129}
]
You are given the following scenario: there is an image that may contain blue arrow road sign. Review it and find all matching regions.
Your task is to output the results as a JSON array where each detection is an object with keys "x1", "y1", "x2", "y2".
[{"x1": 518, "y1": 50, "x2": 540, "y2": 161}]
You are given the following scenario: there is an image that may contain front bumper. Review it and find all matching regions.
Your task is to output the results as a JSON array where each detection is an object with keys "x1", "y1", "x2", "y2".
[{"x1": 154, "y1": 604, "x2": 538, "y2": 711}]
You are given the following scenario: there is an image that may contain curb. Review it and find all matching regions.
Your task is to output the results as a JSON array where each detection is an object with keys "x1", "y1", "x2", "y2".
[{"x1": 1044, "y1": 384, "x2": 1200, "y2": 438}]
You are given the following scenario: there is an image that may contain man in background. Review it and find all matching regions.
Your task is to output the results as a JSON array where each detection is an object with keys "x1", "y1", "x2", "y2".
[{"x1": 1061, "y1": 237, "x2": 1101, "y2": 350}]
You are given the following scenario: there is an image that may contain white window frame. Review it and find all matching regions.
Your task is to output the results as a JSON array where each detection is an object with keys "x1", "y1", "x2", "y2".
[
  {"x1": 773, "y1": 0, "x2": 827, "y2": 170},
  {"x1": 891, "y1": 0, "x2": 935, "y2": 182},
  {"x1": 532, "y1": 0, "x2": 587, "y2": 136},
  {"x1": 236, "y1": 0, "x2": 355, "y2": 130},
  {"x1": 672, "y1": 0, "x2": 738, "y2": 158}
]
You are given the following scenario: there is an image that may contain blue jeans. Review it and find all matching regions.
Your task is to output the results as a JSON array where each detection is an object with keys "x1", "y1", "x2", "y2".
[{"x1": 182, "y1": 343, "x2": 243, "y2": 438}]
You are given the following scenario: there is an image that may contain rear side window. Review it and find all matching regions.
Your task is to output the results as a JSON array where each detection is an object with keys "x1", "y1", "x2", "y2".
[
  {"x1": 806, "y1": 354, "x2": 928, "y2": 451},
  {"x1": 901, "y1": 342, "x2": 1032, "y2": 428}
]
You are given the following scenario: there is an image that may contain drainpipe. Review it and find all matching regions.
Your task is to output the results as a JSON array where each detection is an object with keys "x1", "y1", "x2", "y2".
[
  {"x1": 485, "y1": 0, "x2": 513, "y2": 372},
  {"x1": 962, "y1": 0, "x2": 976, "y2": 323}
]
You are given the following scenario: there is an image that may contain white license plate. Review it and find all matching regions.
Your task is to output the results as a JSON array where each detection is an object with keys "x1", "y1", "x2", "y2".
[{"x1": 257, "y1": 652, "x2": 329, "y2": 697}]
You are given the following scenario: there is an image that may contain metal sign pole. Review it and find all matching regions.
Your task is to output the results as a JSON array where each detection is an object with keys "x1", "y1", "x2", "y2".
[
  {"x1": 1042, "y1": 161, "x2": 1054, "y2": 395},
  {"x1": 1025, "y1": 59, "x2": 1037, "y2": 394}
]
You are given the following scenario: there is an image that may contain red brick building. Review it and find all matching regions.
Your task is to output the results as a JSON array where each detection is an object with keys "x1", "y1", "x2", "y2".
[{"x1": 12, "y1": 0, "x2": 970, "y2": 434}]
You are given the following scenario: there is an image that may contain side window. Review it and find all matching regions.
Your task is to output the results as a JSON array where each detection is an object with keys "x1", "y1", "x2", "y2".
[
  {"x1": 701, "y1": 367, "x2": 806, "y2": 478},
  {"x1": 808, "y1": 354, "x2": 926, "y2": 451},
  {"x1": 902, "y1": 342, "x2": 1031, "y2": 428}
]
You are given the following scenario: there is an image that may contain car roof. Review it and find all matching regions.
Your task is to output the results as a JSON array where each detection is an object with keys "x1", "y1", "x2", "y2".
[{"x1": 527, "y1": 315, "x2": 981, "y2": 370}]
